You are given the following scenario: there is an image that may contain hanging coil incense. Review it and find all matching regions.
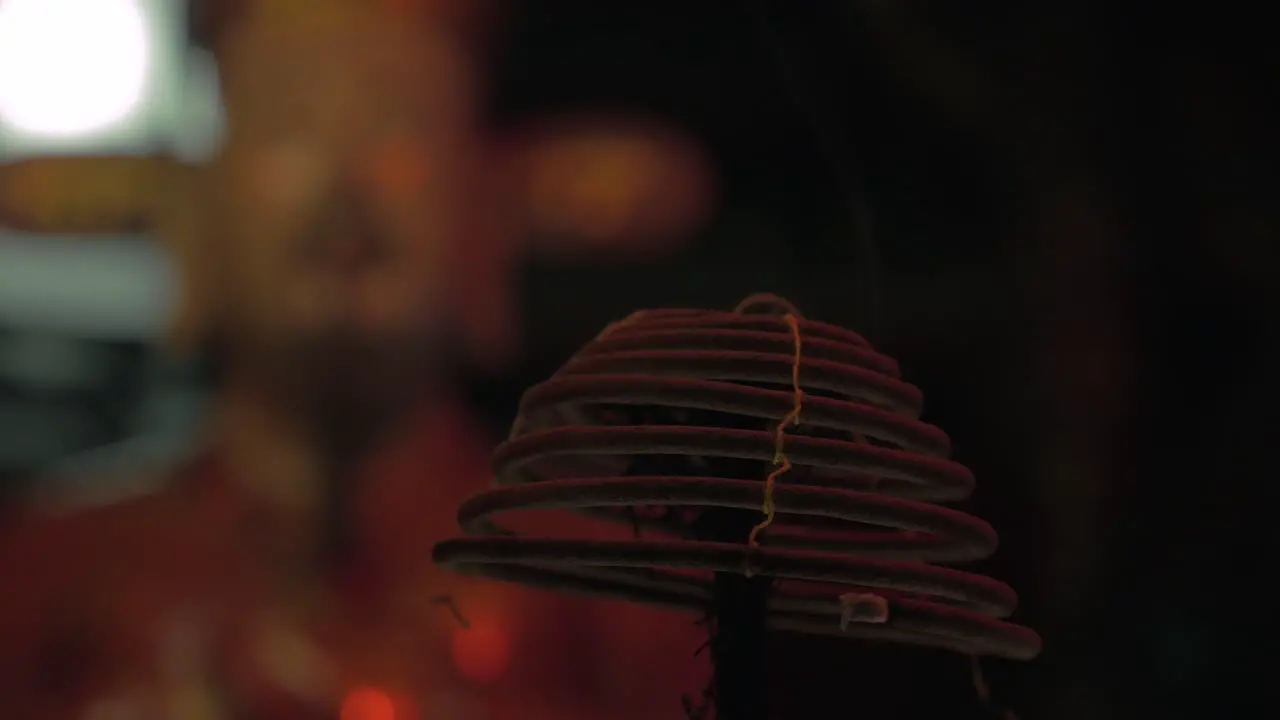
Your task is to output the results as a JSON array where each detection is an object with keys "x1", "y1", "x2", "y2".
[{"x1": 433, "y1": 294, "x2": 1040, "y2": 718}]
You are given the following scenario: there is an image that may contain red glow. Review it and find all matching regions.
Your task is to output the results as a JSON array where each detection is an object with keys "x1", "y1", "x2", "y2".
[
  {"x1": 340, "y1": 685, "x2": 397, "y2": 720},
  {"x1": 450, "y1": 620, "x2": 511, "y2": 684}
]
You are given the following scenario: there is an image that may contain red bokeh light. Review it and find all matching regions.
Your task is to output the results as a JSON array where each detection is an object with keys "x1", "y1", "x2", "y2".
[{"x1": 450, "y1": 620, "x2": 511, "y2": 684}]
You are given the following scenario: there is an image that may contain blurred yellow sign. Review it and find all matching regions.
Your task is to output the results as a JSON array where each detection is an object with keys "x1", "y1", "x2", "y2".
[{"x1": 0, "y1": 156, "x2": 186, "y2": 234}]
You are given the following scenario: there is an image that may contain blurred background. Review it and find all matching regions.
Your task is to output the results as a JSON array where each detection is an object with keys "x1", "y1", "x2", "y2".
[{"x1": 0, "y1": 0, "x2": 1274, "y2": 718}]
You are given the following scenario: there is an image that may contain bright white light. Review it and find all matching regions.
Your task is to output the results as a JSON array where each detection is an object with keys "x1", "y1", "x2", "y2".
[{"x1": 0, "y1": 0, "x2": 150, "y2": 138}]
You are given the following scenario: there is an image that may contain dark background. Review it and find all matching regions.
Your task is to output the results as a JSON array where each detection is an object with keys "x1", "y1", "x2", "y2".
[
  {"x1": 3, "y1": 1, "x2": 1275, "y2": 717},
  {"x1": 496, "y1": 2, "x2": 1276, "y2": 717}
]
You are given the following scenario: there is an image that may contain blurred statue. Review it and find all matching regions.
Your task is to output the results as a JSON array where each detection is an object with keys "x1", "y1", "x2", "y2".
[{"x1": 0, "y1": 0, "x2": 713, "y2": 717}]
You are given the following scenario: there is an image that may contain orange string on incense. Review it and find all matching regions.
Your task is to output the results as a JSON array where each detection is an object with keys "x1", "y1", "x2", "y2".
[
  {"x1": 429, "y1": 594, "x2": 470, "y2": 629},
  {"x1": 746, "y1": 313, "x2": 804, "y2": 554},
  {"x1": 971, "y1": 655, "x2": 1020, "y2": 720}
]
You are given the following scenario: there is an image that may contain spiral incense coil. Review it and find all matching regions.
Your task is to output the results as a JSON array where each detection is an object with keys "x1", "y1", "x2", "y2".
[{"x1": 433, "y1": 295, "x2": 1041, "y2": 661}]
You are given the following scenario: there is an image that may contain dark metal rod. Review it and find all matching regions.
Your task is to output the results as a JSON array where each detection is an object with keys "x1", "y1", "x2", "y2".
[{"x1": 702, "y1": 507, "x2": 771, "y2": 720}]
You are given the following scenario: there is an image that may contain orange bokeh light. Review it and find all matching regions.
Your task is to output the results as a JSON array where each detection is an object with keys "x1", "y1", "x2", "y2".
[{"x1": 340, "y1": 685, "x2": 397, "y2": 720}]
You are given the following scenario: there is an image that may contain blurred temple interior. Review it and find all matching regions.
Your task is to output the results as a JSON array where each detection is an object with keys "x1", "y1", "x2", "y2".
[{"x1": 0, "y1": 0, "x2": 1275, "y2": 718}]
